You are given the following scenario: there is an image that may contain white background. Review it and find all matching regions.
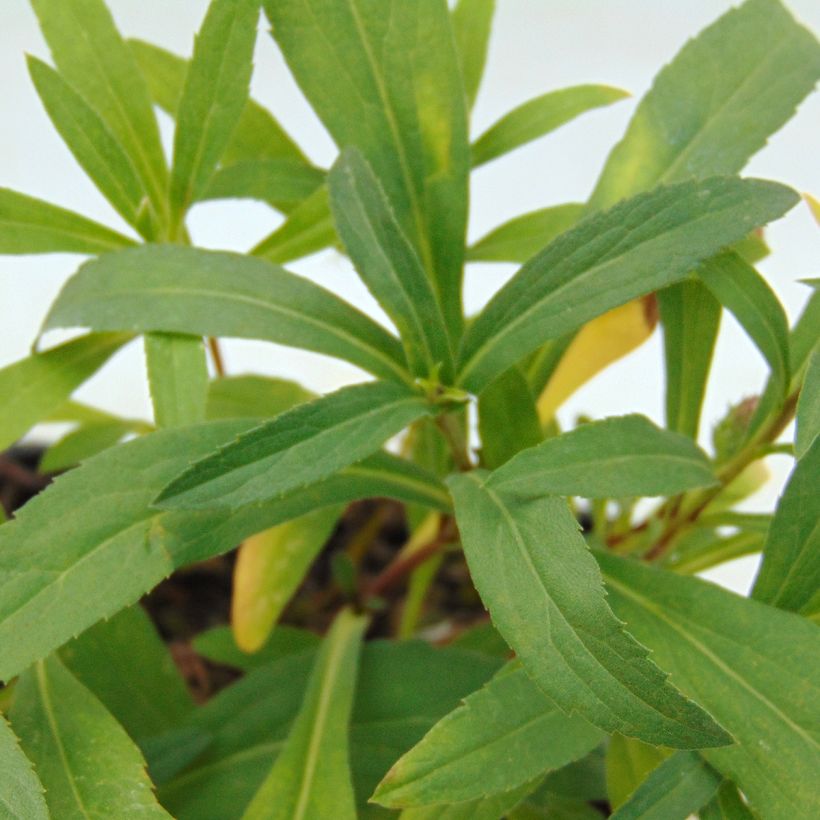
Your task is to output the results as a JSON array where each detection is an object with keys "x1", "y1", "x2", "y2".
[{"x1": 1, "y1": 1, "x2": 818, "y2": 592}]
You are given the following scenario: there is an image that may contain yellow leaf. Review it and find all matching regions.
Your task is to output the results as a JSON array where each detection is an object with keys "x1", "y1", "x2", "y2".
[{"x1": 805, "y1": 192, "x2": 820, "y2": 226}]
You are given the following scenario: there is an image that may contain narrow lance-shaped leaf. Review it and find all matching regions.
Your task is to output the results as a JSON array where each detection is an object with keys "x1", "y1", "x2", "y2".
[
  {"x1": 40, "y1": 420, "x2": 135, "y2": 472},
  {"x1": 9, "y1": 655, "x2": 171, "y2": 818},
  {"x1": 598, "y1": 551, "x2": 820, "y2": 820},
  {"x1": 447, "y1": 473, "x2": 730, "y2": 749},
  {"x1": 606, "y1": 735, "x2": 668, "y2": 810},
  {"x1": 0, "y1": 420, "x2": 449, "y2": 682},
  {"x1": 0, "y1": 333, "x2": 130, "y2": 452},
  {"x1": 399, "y1": 779, "x2": 542, "y2": 820},
  {"x1": 329, "y1": 149, "x2": 453, "y2": 378},
  {"x1": 451, "y1": 0, "x2": 495, "y2": 110},
  {"x1": 30, "y1": 0, "x2": 170, "y2": 227},
  {"x1": 471, "y1": 85, "x2": 629, "y2": 168},
  {"x1": 44, "y1": 244, "x2": 411, "y2": 384},
  {"x1": 795, "y1": 344, "x2": 820, "y2": 458},
  {"x1": 27, "y1": 56, "x2": 146, "y2": 230},
  {"x1": 144, "y1": 333, "x2": 209, "y2": 428},
  {"x1": 373, "y1": 661, "x2": 604, "y2": 808},
  {"x1": 193, "y1": 625, "x2": 320, "y2": 672},
  {"x1": 169, "y1": 0, "x2": 261, "y2": 226},
  {"x1": 700, "y1": 782, "x2": 757, "y2": 820},
  {"x1": 609, "y1": 751, "x2": 722, "y2": 820},
  {"x1": 751, "y1": 436, "x2": 820, "y2": 618},
  {"x1": 241, "y1": 608, "x2": 368, "y2": 820},
  {"x1": 487, "y1": 414, "x2": 716, "y2": 499},
  {"x1": 457, "y1": 177, "x2": 798, "y2": 393},
  {"x1": 265, "y1": 0, "x2": 470, "y2": 333},
  {"x1": 155, "y1": 380, "x2": 432, "y2": 511},
  {"x1": 206, "y1": 375, "x2": 314, "y2": 420},
  {"x1": 0, "y1": 715, "x2": 48, "y2": 820},
  {"x1": 0, "y1": 187, "x2": 135, "y2": 255},
  {"x1": 201, "y1": 159, "x2": 325, "y2": 208}
]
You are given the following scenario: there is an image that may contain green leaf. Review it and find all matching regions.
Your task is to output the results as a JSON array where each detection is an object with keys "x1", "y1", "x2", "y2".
[
  {"x1": 795, "y1": 345, "x2": 820, "y2": 458},
  {"x1": 447, "y1": 473, "x2": 730, "y2": 748},
  {"x1": 232, "y1": 507, "x2": 342, "y2": 652},
  {"x1": 144, "y1": 333, "x2": 209, "y2": 428},
  {"x1": 698, "y1": 251, "x2": 790, "y2": 399},
  {"x1": 606, "y1": 735, "x2": 667, "y2": 810},
  {"x1": 0, "y1": 188, "x2": 135, "y2": 255},
  {"x1": 193, "y1": 625, "x2": 320, "y2": 671},
  {"x1": 598, "y1": 551, "x2": 820, "y2": 819},
  {"x1": 251, "y1": 184, "x2": 337, "y2": 263},
  {"x1": 265, "y1": 0, "x2": 470, "y2": 333},
  {"x1": 0, "y1": 421, "x2": 448, "y2": 682},
  {"x1": 472, "y1": 85, "x2": 628, "y2": 168},
  {"x1": 156, "y1": 381, "x2": 431, "y2": 510},
  {"x1": 40, "y1": 420, "x2": 134, "y2": 472},
  {"x1": 456, "y1": 177, "x2": 797, "y2": 393},
  {"x1": 202, "y1": 159, "x2": 325, "y2": 208},
  {"x1": 373, "y1": 661, "x2": 603, "y2": 807},
  {"x1": 477, "y1": 366, "x2": 542, "y2": 469},
  {"x1": 169, "y1": 0, "x2": 261, "y2": 225},
  {"x1": 0, "y1": 714, "x2": 48, "y2": 820},
  {"x1": 59, "y1": 605, "x2": 194, "y2": 741},
  {"x1": 751, "y1": 437, "x2": 820, "y2": 617},
  {"x1": 587, "y1": 0, "x2": 820, "y2": 210},
  {"x1": 487, "y1": 414, "x2": 716, "y2": 499},
  {"x1": 10, "y1": 655, "x2": 170, "y2": 818},
  {"x1": 30, "y1": 0, "x2": 169, "y2": 228},
  {"x1": 658, "y1": 281, "x2": 721, "y2": 439},
  {"x1": 467, "y1": 204, "x2": 583, "y2": 264},
  {"x1": 241, "y1": 609, "x2": 367, "y2": 819},
  {"x1": 700, "y1": 782, "x2": 756, "y2": 820},
  {"x1": 329, "y1": 148, "x2": 453, "y2": 379},
  {"x1": 399, "y1": 778, "x2": 541, "y2": 820},
  {"x1": 451, "y1": 0, "x2": 495, "y2": 110},
  {"x1": 27, "y1": 55, "x2": 146, "y2": 230},
  {"x1": 44, "y1": 244, "x2": 411, "y2": 384},
  {"x1": 0, "y1": 333, "x2": 130, "y2": 452},
  {"x1": 206, "y1": 375, "x2": 314, "y2": 420},
  {"x1": 609, "y1": 752, "x2": 722, "y2": 820}
]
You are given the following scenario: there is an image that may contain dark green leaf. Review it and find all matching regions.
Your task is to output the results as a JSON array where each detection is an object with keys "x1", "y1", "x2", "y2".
[
  {"x1": 265, "y1": 0, "x2": 470, "y2": 332},
  {"x1": 10, "y1": 655, "x2": 170, "y2": 818},
  {"x1": 0, "y1": 188, "x2": 135, "y2": 255},
  {"x1": 0, "y1": 715, "x2": 48, "y2": 820},
  {"x1": 467, "y1": 204, "x2": 583, "y2": 264},
  {"x1": 201, "y1": 159, "x2": 324, "y2": 207},
  {"x1": 447, "y1": 473, "x2": 730, "y2": 748},
  {"x1": 472, "y1": 85, "x2": 628, "y2": 168},
  {"x1": 598, "y1": 551, "x2": 820, "y2": 819},
  {"x1": 457, "y1": 177, "x2": 797, "y2": 393},
  {"x1": 329, "y1": 149, "x2": 453, "y2": 378},
  {"x1": 193, "y1": 625, "x2": 320, "y2": 671},
  {"x1": 44, "y1": 244, "x2": 411, "y2": 384},
  {"x1": 145, "y1": 333, "x2": 209, "y2": 428},
  {"x1": 451, "y1": 0, "x2": 495, "y2": 110},
  {"x1": 400, "y1": 779, "x2": 541, "y2": 820},
  {"x1": 795, "y1": 345, "x2": 820, "y2": 458},
  {"x1": 0, "y1": 333, "x2": 130, "y2": 452},
  {"x1": 206, "y1": 375, "x2": 314, "y2": 420},
  {"x1": 488, "y1": 414, "x2": 716, "y2": 499}
]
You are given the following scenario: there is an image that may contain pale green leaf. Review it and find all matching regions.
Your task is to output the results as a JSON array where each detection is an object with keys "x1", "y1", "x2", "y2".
[
  {"x1": 329, "y1": 148, "x2": 453, "y2": 378},
  {"x1": 700, "y1": 782, "x2": 756, "y2": 820},
  {"x1": 44, "y1": 244, "x2": 411, "y2": 384},
  {"x1": 193, "y1": 625, "x2": 320, "y2": 671},
  {"x1": 0, "y1": 422, "x2": 447, "y2": 681},
  {"x1": 0, "y1": 188, "x2": 135, "y2": 255},
  {"x1": 0, "y1": 333, "x2": 130, "y2": 452},
  {"x1": 30, "y1": 0, "x2": 169, "y2": 227},
  {"x1": 265, "y1": 0, "x2": 470, "y2": 332},
  {"x1": 27, "y1": 55, "x2": 145, "y2": 229},
  {"x1": 751, "y1": 437, "x2": 820, "y2": 617},
  {"x1": 457, "y1": 177, "x2": 797, "y2": 393},
  {"x1": 373, "y1": 662, "x2": 603, "y2": 807},
  {"x1": 795, "y1": 345, "x2": 820, "y2": 458},
  {"x1": 606, "y1": 735, "x2": 667, "y2": 810},
  {"x1": 40, "y1": 420, "x2": 133, "y2": 472},
  {"x1": 206, "y1": 375, "x2": 314, "y2": 420},
  {"x1": 144, "y1": 333, "x2": 209, "y2": 428},
  {"x1": 60, "y1": 605, "x2": 194, "y2": 741},
  {"x1": 170, "y1": 0, "x2": 261, "y2": 224},
  {"x1": 451, "y1": 0, "x2": 495, "y2": 110},
  {"x1": 467, "y1": 204, "x2": 583, "y2": 264},
  {"x1": 488, "y1": 414, "x2": 716, "y2": 499},
  {"x1": 609, "y1": 751, "x2": 721, "y2": 820},
  {"x1": 155, "y1": 380, "x2": 431, "y2": 510},
  {"x1": 10, "y1": 655, "x2": 170, "y2": 818},
  {"x1": 598, "y1": 551, "x2": 820, "y2": 820},
  {"x1": 447, "y1": 473, "x2": 730, "y2": 748},
  {"x1": 202, "y1": 159, "x2": 324, "y2": 208},
  {"x1": 472, "y1": 85, "x2": 628, "y2": 168},
  {"x1": 0, "y1": 715, "x2": 48, "y2": 820}
]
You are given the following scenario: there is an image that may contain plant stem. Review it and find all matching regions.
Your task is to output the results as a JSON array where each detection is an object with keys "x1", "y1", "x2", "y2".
[{"x1": 436, "y1": 412, "x2": 473, "y2": 471}]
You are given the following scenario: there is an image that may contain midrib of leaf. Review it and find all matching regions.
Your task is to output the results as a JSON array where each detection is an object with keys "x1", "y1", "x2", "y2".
[
  {"x1": 603, "y1": 573, "x2": 818, "y2": 752},
  {"x1": 460, "y1": 186, "x2": 766, "y2": 385},
  {"x1": 0, "y1": 217, "x2": 133, "y2": 251},
  {"x1": 498, "y1": 453, "x2": 711, "y2": 482},
  {"x1": 36, "y1": 662, "x2": 92, "y2": 819},
  {"x1": 64, "y1": 284, "x2": 411, "y2": 384}
]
